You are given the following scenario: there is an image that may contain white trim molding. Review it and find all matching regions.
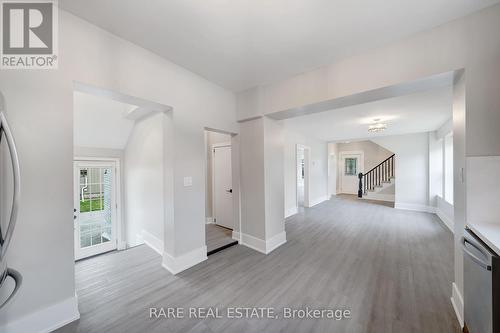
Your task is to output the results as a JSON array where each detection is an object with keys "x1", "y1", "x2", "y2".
[
  {"x1": 206, "y1": 217, "x2": 215, "y2": 224},
  {"x1": 240, "y1": 231, "x2": 287, "y2": 254},
  {"x1": 305, "y1": 195, "x2": 329, "y2": 208},
  {"x1": 285, "y1": 206, "x2": 298, "y2": 218},
  {"x1": 162, "y1": 246, "x2": 207, "y2": 275},
  {"x1": 240, "y1": 233, "x2": 266, "y2": 253},
  {"x1": 117, "y1": 240, "x2": 127, "y2": 250},
  {"x1": 395, "y1": 202, "x2": 436, "y2": 213},
  {"x1": 232, "y1": 230, "x2": 240, "y2": 241},
  {"x1": 266, "y1": 231, "x2": 287, "y2": 254},
  {"x1": 451, "y1": 282, "x2": 464, "y2": 328},
  {"x1": 362, "y1": 193, "x2": 395, "y2": 202},
  {"x1": 141, "y1": 230, "x2": 164, "y2": 255},
  {"x1": 436, "y1": 207, "x2": 454, "y2": 233},
  {"x1": 0, "y1": 294, "x2": 80, "y2": 333}
]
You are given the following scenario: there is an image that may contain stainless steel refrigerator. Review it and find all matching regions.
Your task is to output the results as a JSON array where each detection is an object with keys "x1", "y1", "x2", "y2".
[{"x1": 0, "y1": 94, "x2": 22, "y2": 310}]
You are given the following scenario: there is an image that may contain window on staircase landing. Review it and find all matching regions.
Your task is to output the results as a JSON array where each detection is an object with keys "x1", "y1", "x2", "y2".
[{"x1": 444, "y1": 134, "x2": 454, "y2": 204}]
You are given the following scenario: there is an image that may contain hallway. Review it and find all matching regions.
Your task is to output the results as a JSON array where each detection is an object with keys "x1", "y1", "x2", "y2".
[{"x1": 58, "y1": 197, "x2": 460, "y2": 333}]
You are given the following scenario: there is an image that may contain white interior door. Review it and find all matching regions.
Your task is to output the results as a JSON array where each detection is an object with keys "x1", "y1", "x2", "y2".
[
  {"x1": 341, "y1": 153, "x2": 363, "y2": 194},
  {"x1": 213, "y1": 145, "x2": 233, "y2": 229},
  {"x1": 74, "y1": 161, "x2": 117, "y2": 260}
]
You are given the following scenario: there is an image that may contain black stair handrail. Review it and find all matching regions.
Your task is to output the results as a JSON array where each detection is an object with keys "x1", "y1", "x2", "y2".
[{"x1": 358, "y1": 154, "x2": 395, "y2": 198}]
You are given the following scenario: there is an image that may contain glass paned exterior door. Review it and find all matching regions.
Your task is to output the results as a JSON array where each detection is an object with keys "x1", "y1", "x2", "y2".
[
  {"x1": 74, "y1": 161, "x2": 117, "y2": 260},
  {"x1": 344, "y1": 158, "x2": 357, "y2": 175}
]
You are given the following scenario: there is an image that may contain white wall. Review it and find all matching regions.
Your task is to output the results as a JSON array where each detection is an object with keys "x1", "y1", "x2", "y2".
[
  {"x1": 124, "y1": 113, "x2": 165, "y2": 248},
  {"x1": 0, "y1": 9, "x2": 238, "y2": 331},
  {"x1": 429, "y1": 119, "x2": 455, "y2": 232},
  {"x1": 372, "y1": 133, "x2": 430, "y2": 211},
  {"x1": 264, "y1": 118, "x2": 285, "y2": 239},
  {"x1": 284, "y1": 128, "x2": 328, "y2": 217},
  {"x1": 239, "y1": 116, "x2": 286, "y2": 252},
  {"x1": 327, "y1": 143, "x2": 338, "y2": 197},
  {"x1": 437, "y1": 196, "x2": 454, "y2": 232},
  {"x1": 429, "y1": 131, "x2": 444, "y2": 207},
  {"x1": 239, "y1": 118, "x2": 266, "y2": 240},
  {"x1": 444, "y1": 135, "x2": 454, "y2": 203},
  {"x1": 452, "y1": 71, "x2": 467, "y2": 310},
  {"x1": 73, "y1": 92, "x2": 135, "y2": 149}
]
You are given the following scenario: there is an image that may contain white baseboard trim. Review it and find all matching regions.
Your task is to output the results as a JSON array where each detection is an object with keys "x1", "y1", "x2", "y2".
[
  {"x1": 134, "y1": 233, "x2": 145, "y2": 247},
  {"x1": 451, "y1": 282, "x2": 464, "y2": 328},
  {"x1": 232, "y1": 230, "x2": 240, "y2": 241},
  {"x1": 162, "y1": 246, "x2": 207, "y2": 275},
  {"x1": 362, "y1": 193, "x2": 395, "y2": 202},
  {"x1": 240, "y1": 233, "x2": 267, "y2": 253},
  {"x1": 395, "y1": 202, "x2": 436, "y2": 213},
  {"x1": 240, "y1": 231, "x2": 286, "y2": 254},
  {"x1": 436, "y1": 208, "x2": 454, "y2": 233},
  {"x1": 305, "y1": 195, "x2": 329, "y2": 208},
  {"x1": 0, "y1": 294, "x2": 80, "y2": 333},
  {"x1": 206, "y1": 217, "x2": 214, "y2": 224},
  {"x1": 285, "y1": 206, "x2": 298, "y2": 218},
  {"x1": 266, "y1": 231, "x2": 287, "y2": 254},
  {"x1": 117, "y1": 240, "x2": 127, "y2": 250},
  {"x1": 141, "y1": 230, "x2": 164, "y2": 255}
]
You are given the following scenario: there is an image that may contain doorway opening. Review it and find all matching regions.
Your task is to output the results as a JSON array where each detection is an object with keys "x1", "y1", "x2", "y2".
[
  {"x1": 73, "y1": 82, "x2": 171, "y2": 261},
  {"x1": 204, "y1": 129, "x2": 238, "y2": 255}
]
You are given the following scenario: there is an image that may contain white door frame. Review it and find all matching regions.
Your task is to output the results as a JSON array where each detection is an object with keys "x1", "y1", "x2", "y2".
[
  {"x1": 328, "y1": 153, "x2": 337, "y2": 197},
  {"x1": 74, "y1": 158, "x2": 123, "y2": 260},
  {"x1": 296, "y1": 144, "x2": 311, "y2": 208},
  {"x1": 211, "y1": 142, "x2": 232, "y2": 228},
  {"x1": 339, "y1": 150, "x2": 364, "y2": 194}
]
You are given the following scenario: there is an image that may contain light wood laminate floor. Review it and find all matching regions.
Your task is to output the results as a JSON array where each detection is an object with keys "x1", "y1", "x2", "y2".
[
  {"x1": 206, "y1": 224, "x2": 235, "y2": 253},
  {"x1": 57, "y1": 196, "x2": 460, "y2": 333},
  {"x1": 337, "y1": 193, "x2": 395, "y2": 208}
]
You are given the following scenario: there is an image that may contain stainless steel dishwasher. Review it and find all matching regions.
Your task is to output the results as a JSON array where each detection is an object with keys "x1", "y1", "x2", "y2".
[{"x1": 463, "y1": 227, "x2": 500, "y2": 333}]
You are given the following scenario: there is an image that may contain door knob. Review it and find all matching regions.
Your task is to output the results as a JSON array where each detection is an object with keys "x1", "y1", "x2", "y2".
[{"x1": 226, "y1": 189, "x2": 233, "y2": 193}]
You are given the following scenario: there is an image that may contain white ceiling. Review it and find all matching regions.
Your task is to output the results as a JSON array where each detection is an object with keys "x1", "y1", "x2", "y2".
[
  {"x1": 74, "y1": 92, "x2": 136, "y2": 149},
  {"x1": 282, "y1": 87, "x2": 453, "y2": 142},
  {"x1": 60, "y1": 0, "x2": 499, "y2": 91}
]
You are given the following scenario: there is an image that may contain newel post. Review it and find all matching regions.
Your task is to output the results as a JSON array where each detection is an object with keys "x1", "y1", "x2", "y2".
[{"x1": 358, "y1": 173, "x2": 363, "y2": 198}]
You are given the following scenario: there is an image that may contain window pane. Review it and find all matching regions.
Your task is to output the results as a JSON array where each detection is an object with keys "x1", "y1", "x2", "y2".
[{"x1": 345, "y1": 158, "x2": 357, "y2": 176}]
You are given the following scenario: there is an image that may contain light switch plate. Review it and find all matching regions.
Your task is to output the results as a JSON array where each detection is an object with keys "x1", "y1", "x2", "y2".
[{"x1": 183, "y1": 176, "x2": 193, "y2": 187}]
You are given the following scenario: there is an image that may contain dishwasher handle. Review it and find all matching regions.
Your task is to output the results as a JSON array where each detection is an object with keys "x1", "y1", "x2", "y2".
[{"x1": 461, "y1": 237, "x2": 492, "y2": 271}]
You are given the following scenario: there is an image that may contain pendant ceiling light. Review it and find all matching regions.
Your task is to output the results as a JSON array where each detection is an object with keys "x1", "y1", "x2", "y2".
[{"x1": 368, "y1": 119, "x2": 387, "y2": 133}]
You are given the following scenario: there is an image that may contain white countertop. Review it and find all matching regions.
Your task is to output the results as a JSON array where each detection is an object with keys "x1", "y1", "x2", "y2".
[{"x1": 467, "y1": 221, "x2": 500, "y2": 255}]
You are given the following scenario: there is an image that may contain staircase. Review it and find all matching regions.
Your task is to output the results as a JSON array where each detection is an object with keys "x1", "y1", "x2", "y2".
[{"x1": 358, "y1": 154, "x2": 395, "y2": 200}]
